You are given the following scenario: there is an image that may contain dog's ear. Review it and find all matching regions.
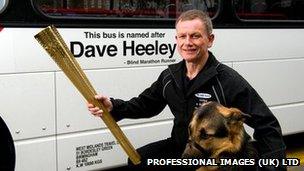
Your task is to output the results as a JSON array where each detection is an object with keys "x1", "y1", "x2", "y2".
[
  {"x1": 240, "y1": 112, "x2": 251, "y2": 120},
  {"x1": 236, "y1": 112, "x2": 251, "y2": 122},
  {"x1": 227, "y1": 110, "x2": 251, "y2": 123}
]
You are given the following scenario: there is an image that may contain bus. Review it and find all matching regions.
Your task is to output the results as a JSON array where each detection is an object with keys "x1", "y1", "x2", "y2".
[{"x1": 0, "y1": 0, "x2": 304, "y2": 170}]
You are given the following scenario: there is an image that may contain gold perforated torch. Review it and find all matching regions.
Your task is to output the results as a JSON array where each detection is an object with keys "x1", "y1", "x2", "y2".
[{"x1": 34, "y1": 25, "x2": 141, "y2": 165}]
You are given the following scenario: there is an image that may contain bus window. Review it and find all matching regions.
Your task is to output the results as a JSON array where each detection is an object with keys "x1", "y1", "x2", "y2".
[
  {"x1": 0, "y1": 0, "x2": 9, "y2": 14},
  {"x1": 233, "y1": 0, "x2": 304, "y2": 21},
  {"x1": 32, "y1": 0, "x2": 220, "y2": 20}
]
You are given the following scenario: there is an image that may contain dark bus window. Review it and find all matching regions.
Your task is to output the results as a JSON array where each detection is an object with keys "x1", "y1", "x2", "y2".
[
  {"x1": 32, "y1": 0, "x2": 219, "y2": 20},
  {"x1": 234, "y1": 0, "x2": 304, "y2": 21}
]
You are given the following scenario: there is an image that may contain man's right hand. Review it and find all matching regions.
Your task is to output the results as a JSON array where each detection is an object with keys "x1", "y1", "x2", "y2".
[{"x1": 87, "y1": 94, "x2": 113, "y2": 117}]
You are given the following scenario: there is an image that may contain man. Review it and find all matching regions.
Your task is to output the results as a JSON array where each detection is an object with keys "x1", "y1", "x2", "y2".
[{"x1": 88, "y1": 9, "x2": 286, "y2": 170}]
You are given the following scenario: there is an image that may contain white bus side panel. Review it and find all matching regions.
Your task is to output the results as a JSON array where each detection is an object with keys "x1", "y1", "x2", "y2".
[
  {"x1": 14, "y1": 137, "x2": 56, "y2": 171},
  {"x1": 10, "y1": 28, "x2": 58, "y2": 73},
  {"x1": 271, "y1": 103, "x2": 304, "y2": 135},
  {"x1": 57, "y1": 120, "x2": 173, "y2": 171},
  {"x1": 233, "y1": 59, "x2": 304, "y2": 106},
  {"x1": 56, "y1": 66, "x2": 173, "y2": 134},
  {"x1": 0, "y1": 72, "x2": 55, "y2": 140},
  {"x1": 0, "y1": 28, "x2": 15, "y2": 73},
  {"x1": 212, "y1": 29, "x2": 304, "y2": 61}
]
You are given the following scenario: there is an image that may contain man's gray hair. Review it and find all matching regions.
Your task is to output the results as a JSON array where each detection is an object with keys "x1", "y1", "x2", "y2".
[{"x1": 176, "y1": 9, "x2": 213, "y2": 35}]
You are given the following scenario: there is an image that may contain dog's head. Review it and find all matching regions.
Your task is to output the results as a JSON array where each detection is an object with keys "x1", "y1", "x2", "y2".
[{"x1": 182, "y1": 101, "x2": 251, "y2": 159}]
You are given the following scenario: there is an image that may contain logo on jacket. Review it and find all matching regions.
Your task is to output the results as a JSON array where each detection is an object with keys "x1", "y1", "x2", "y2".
[
  {"x1": 195, "y1": 93, "x2": 212, "y2": 99},
  {"x1": 195, "y1": 93, "x2": 212, "y2": 108}
]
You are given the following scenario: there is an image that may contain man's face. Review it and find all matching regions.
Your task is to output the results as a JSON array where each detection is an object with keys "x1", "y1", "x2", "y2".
[{"x1": 175, "y1": 19, "x2": 214, "y2": 63}]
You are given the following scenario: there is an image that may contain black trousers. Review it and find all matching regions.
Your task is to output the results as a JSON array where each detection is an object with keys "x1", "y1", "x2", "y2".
[{"x1": 127, "y1": 138, "x2": 195, "y2": 171}]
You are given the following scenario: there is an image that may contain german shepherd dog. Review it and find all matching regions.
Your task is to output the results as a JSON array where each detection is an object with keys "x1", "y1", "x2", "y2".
[{"x1": 182, "y1": 102, "x2": 258, "y2": 171}]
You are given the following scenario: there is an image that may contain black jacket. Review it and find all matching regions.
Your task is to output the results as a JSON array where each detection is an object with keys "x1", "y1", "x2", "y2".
[{"x1": 111, "y1": 52, "x2": 286, "y2": 168}]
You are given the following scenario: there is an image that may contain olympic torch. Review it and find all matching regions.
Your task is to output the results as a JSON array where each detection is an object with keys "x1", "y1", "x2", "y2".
[{"x1": 34, "y1": 25, "x2": 141, "y2": 165}]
